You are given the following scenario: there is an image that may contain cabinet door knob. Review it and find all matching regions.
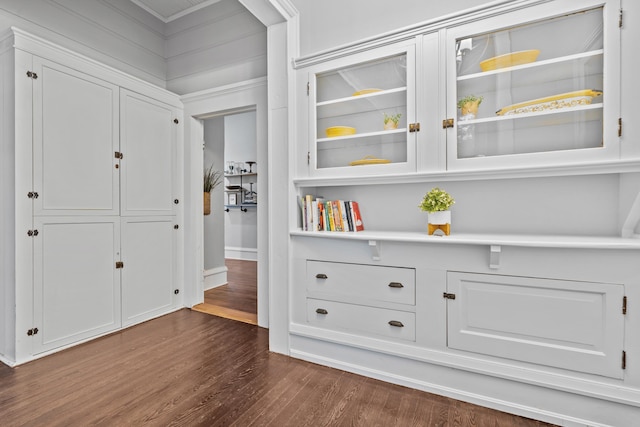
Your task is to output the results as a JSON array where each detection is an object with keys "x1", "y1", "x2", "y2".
[
  {"x1": 315, "y1": 273, "x2": 328, "y2": 279},
  {"x1": 315, "y1": 308, "x2": 328, "y2": 315},
  {"x1": 388, "y1": 320, "x2": 404, "y2": 328},
  {"x1": 388, "y1": 282, "x2": 404, "y2": 288}
]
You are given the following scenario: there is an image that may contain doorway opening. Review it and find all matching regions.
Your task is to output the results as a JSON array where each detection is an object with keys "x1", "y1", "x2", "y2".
[{"x1": 192, "y1": 108, "x2": 259, "y2": 325}]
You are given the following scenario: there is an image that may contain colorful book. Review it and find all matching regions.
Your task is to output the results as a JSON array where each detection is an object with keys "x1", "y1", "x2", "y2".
[{"x1": 350, "y1": 201, "x2": 364, "y2": 231}]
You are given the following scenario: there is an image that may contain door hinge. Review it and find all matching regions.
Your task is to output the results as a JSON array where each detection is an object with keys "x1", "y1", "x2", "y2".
[
  {"x1": 623, "y1": 296, "x2": 627, "y2": 315},
  {"x1": 27, "y1": 191, "x2": 39, "y2": 199},
  {"x1": 618, "y1": 118, "x2": 622, "y2": 137},
  {"x1": 307, "y1": 82, "x2": 310, "y2": 96},
  {"x1": 27, "y1": 327, "x2": 39, "y2": 336},
  {"x1": 622, "y1": 350, "x2": 626, "y2": 369},
  {"x1": 409, "y1": 123, "x2": 421, "y2": 132},
  {"x1": 26, "y1": 70, "x2": 38, "y2": 79},
  {"x1": 619, "y1": 8, "x2": 623, "y2": 28},
  {"x1": 115, "y1": 261, "x2": 124, "y2": 269},
  {"x1": 115, "y1": 151, "x2": 124, "y2": 159},
  {"x1": 27, "y1": 229, "x2": 39, "y2": 237},
  {"x1": 307, "y1": 151, "x2": 310, "y2": 165},
  {"x1": 443, "y1": 292, "x2": 456, "y2": 300},
  {"x1": 443, "y1": 118, "x2": 454, "y2": 129}
]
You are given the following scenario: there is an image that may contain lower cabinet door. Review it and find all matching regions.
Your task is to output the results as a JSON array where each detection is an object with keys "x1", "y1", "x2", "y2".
[
  {"x1": 446, "y1": 272, "x2": 625, "y2": 379},
  {"x1": 307, "y1": 298, "x2": 416, "y2": 341},
  {"x1": 121, "y1": 217, "x2": 177, "y2": 327},
  {"x1": 33, "y1": 217, "x2": 121, "y2": 354}
]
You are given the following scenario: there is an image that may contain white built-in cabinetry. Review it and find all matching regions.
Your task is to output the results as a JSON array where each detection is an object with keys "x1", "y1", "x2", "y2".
[
  {"x1": 0, "y1": 28, "x2": 183, "y2": 365},
  {"x1": 290, "y1": 0, "x2": 640, "y2": 425}
]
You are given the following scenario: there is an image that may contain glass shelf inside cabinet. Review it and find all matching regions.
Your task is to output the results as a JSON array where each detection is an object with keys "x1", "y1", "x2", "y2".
[
  {"x1": 454, "y1": 6, "x2": 604, "y2": 159},
  {"x1": 315, "y1": 54, "x2": 408, "y2": 169}
]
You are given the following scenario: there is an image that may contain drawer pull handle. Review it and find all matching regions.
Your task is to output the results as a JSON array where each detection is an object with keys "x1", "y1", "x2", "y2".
[
  {"x1": 316, "y1": 308, "x2": 328, "y2": 315},
  {"x1": 388, "y1": 320, "x2": 404, "y2": 328},
  {"x1": 388, "y1": 282, "x2": 404, "y2": 288},
  {"x1": 315, "y1": 273, "x2": 328, "y2": 279}
]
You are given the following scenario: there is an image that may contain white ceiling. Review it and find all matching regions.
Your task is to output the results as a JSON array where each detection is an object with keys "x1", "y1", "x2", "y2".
[{"x1": 129, "y1": 0, "x2": 223, "y2": 23}]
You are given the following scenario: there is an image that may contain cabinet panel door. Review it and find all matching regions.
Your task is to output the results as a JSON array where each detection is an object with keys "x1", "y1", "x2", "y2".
[
  {"x1": 33, "y1": 217, "x2": 121, "y2": 354},
  {"x1": 447, "y1": 272, "x2": 625, "y2": 379},
  {"x1": 121, "y1": 217, "x2": 176, "y2": 327},
  {"x1": 120, "y1": 90, "x2": 177, "y2": 216},
  {"x1": 32, "y1": 58, "x2": 119, "y2": 216}
]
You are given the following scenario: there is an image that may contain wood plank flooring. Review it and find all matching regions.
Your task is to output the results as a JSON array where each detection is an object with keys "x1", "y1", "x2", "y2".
[
  {"x1": 0, "y1": 309, "x2": 556, "y2": 426},
  {"x1": 193, "y1": 259, "x2": 257, "y2": 325}
]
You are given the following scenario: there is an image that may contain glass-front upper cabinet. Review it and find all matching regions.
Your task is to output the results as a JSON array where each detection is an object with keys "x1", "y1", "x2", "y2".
[
  {"x1": 308, "y1": 42, "x2": 416, "y2": 177},
  {"x1": 445, "y1": 0, "x2": 620, "y2": 170}
]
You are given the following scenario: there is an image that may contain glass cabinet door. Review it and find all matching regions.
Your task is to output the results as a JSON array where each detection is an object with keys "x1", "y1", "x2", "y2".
[
  {"x1": 310, "y1": 44, "x2": 416, "y2": 176},
  {"x1": 446, "y1": 0, "x2": 620, "y2": 168}
]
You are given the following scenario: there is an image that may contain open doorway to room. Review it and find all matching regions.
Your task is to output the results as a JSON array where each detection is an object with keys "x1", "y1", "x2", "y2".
[{"x1": 192, "y1": 109, "x2": 258, "y2": 325}]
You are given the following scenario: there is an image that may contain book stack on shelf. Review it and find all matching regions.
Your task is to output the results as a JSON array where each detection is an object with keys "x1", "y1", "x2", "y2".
[{"x1": 301, "y1": 195, "x2": 364, "y2": 232}]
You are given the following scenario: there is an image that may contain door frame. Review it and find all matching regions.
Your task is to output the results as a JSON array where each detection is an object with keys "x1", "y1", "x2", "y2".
[{"x1": 182, "y1": 78, "x2": 269, "y2": 327}]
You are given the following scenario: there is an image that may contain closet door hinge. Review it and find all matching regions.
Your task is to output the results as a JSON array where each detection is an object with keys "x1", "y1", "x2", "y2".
[
  {"x1": 115, "y1": 261, "x2": 124, "y2": 269},
  {"x1": 115, "y1": 151, "x2": 124, "y2": 159},
  {"x1": 623, "y1": 296, "x2": 627, "y2": 315},
  {"x1": 307, "y1": 82, "x2": 310, "y2": 96},
  {"x1": 27, "y1": 229, "x2": 39, "y2": 237},
  {"x1": 26, "y1": 327, "x2": 39, "y2": 336},
  {"x1": 307, "y1": 151, "x2": 310, "y2": 165},
  {"x1": 443, "y1": 292, "x2": 456, "y2": 300},
  {"x1": 618, "y1": 118, "x2": 622, "y2": 137},
  {"x1": 622, "y1": 350, "x2": 627, "y2": 369},
  {"x1": 26, "y1": 70, "x2": 38, "y2": 79},
  {"x1": 27, "y1": 191, "x2": 39, "y2": 199},
  {"x1": 409, "y1": 123, "x2": 421, "y2": 132},
  {"x1": 442, "y1": 118, "x2": 454, "y2": 129},
  {"x1": 619, "y1": 8, "x2": 623, "y2": 28}
]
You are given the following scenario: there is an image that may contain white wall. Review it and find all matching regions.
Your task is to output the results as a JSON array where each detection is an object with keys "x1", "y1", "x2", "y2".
[
  {"x1": 203, "y1": 116, "x2": 226, "y2": 271},
  {"x1": 290, "y1": 0, "x2": 492, "y2": 56},
  {"x1": 164, "y1": 0, "x2": 267, "y2": 94},
  {"x1": 0, "y1": 0, "x2": 166, "y2": 87},
  {"x1": 224, "y1": 111, "x2": 258, "y2": 260}
]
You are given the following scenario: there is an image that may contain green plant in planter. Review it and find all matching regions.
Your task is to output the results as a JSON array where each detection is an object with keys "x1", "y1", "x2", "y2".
[
  {"x1": 383, "y1": 113, "x2": 402, "y2": 126},
  {"x1": 457, "y1": 95, "x2": 484, "y2": 116},
  {"x1": 419, "y1": 187, "x2": 455, "y2": 213},
  {"x1": 203, "y1": 164, "x2": 223, "y2": 193}
]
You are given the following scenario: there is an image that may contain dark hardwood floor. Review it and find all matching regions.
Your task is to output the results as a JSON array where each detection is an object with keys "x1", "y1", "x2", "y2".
[
  {"x1": 193, "y1": 259, "x2": 257, "y2": 324},
  {"x1": 0, "y1": 309, "x2": 556, "y2": 426}
]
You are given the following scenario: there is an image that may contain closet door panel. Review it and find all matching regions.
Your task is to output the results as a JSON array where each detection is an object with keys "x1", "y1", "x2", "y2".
[
  {"x1": 120, "y1": 90, "x2": 177, "y2": 216},
  {"x1": 33, "y1": 217, "x2": 121, "y2": 354},
  {"x1": 121, "y1": 217, "x2": 177, "y2": 326},
  {"x1": 32, "y1": 58, "x2": 119, "y2": 216}
]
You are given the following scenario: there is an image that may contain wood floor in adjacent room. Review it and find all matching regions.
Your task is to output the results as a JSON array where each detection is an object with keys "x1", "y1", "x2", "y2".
[
  {"x1": 0, "y1": 309, "x2": 556, "y2": 426},
  {"x1": 193, "y1": 259, "x2": 258, "y2": 325}
]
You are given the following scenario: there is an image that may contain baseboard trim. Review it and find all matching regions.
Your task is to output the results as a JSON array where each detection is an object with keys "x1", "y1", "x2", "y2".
[
  {"x1": 224, "y1": 246, "x2": 257, "y2": 261},
  {"x1": 203, "y1": 266, "x2": 228, "y2": 290}
]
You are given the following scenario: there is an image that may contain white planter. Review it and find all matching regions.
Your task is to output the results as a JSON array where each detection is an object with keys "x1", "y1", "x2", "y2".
[{"x1": 428, "y1": 210, "x2": 451, "y2": 225}]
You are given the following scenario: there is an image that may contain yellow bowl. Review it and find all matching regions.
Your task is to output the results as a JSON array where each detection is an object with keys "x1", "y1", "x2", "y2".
[
  {"x1": 349, "y1": 156, "x2": 391, "y2": 166},
  {"x1": 352, "y1": 88, "x2": 382, "y2": 96},
  {"x1": 325, "y1": 126, "x2": 356, "y2": 138},
  {"x1": 480, "y1": 49, "x2": 540, "y2": 72}
]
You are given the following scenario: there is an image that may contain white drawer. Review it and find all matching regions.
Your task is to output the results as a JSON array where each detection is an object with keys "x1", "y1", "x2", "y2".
[
  {"x1": 306, "y1": 260, "x2": 415, "y2": 305},
  {"x1": 307, "y1": 298, "x2": 416, "y2": 341}
]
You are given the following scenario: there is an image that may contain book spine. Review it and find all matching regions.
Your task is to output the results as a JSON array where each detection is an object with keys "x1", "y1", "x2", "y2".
[
  {"x1": 326, "y1": 201, "x2": 335, "y2": 231},
  {"x1": 351, "y1": 201, "x2": 364, "y2": 231},
  {"x1": 332, "y1": 200, "x2": 343, "y2": 232},
  {"x1": 344, "y1": 201, "x2": 354, "y2": 231},
  {"x1": 305, "y1": 195, "x2": 313, "y2": 231}
]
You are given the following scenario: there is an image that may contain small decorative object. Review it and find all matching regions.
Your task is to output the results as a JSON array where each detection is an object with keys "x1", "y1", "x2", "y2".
[
  {"x1": 228, "y1": 193, "x2": 237, "y2": 205},
  {"x1": 419, "y1": 187, "x2": 455, "y2": 236},
  {"x1": 383, "y1": 113, "x2": 401, "y2": 130},
  {"x1": 246, "y1": 161, "x2": 256, "y2": 173},
  {"x1": 326, "y1": 126, "x2": 356, "y2": 138},
  {"x1": 479, "y1": 49, "x2": 540, "y2": 72},
  {"x1": 203, "y1": 164, "x2": 222, "y2": 216},
  {"x1": 457, "y1": 95, "x2": 483, "y2": 157}
]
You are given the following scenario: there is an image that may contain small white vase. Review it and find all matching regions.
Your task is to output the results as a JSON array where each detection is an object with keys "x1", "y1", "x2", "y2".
[{"x1": 428, "y1": 210, "x2": 451, "y2": 225}]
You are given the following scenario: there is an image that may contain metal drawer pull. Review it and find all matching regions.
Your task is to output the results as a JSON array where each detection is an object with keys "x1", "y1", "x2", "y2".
[
  {"x1": 315, "y1": 308, "x2": 328, "y2": 315},
  {"x1": 315, "y1": 273, "x2": 328, "y2": 279},
  {"x1": 388, "y1": 320, "x2": 404, "y2": 328},
  {"x1": 388, "y1": 282, "x2": 404, "y2": 288}
]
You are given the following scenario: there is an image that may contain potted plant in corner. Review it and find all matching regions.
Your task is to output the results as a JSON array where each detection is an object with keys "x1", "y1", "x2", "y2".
[
  {"x1": 203, "y1": 164, "x2": 222, "y2": 216},
  {"x1": 419, "y1": 187, "x2": 455, "y2": 236},
  {"x1": 383, "y1": 113, "x2": 402, "y2": 130}
]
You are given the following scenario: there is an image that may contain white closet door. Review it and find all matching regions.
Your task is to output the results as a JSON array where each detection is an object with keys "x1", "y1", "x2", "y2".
[
  {"x1": 120, "y1": 89, "x2": 177, "y2": 216},
  {"x1": 33, "y1": 217, "x2": 121, "y2": 354},
  {"x1": 121, "y1": 217, "x2": 177, "y2": 327},
  {"x1": 32, "y1": 57, "x2": 119, "y2": 216}
]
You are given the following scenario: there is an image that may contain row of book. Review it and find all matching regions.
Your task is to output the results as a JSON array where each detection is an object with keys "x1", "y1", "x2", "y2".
[{"x1": 301, "y1": 195, "x2": 364, "y2": 232}]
